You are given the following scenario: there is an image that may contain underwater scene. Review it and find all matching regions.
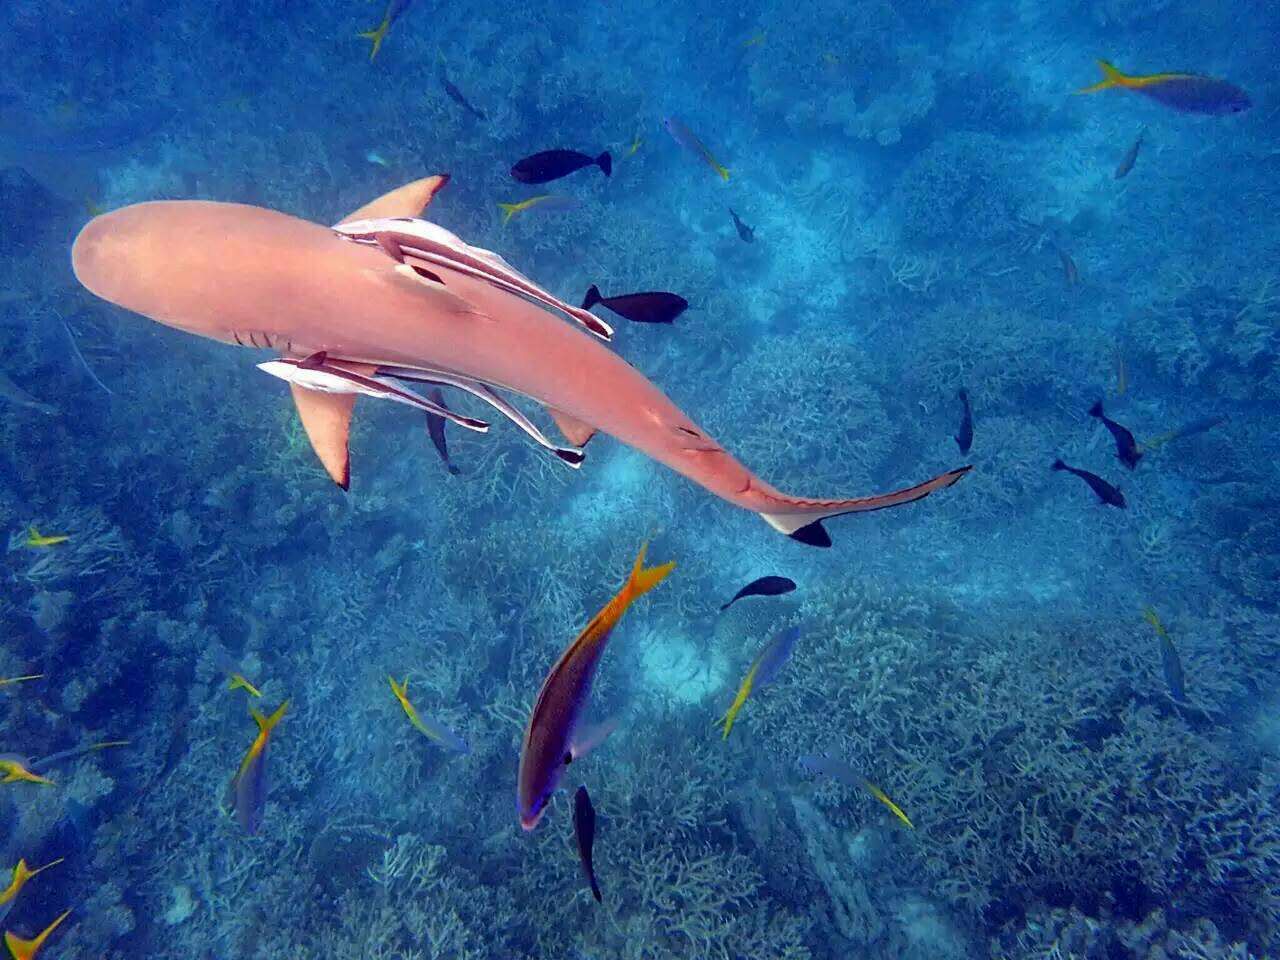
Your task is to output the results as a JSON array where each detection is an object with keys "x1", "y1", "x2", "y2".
[{"x1": 1, "y1": 0, "x2": 1278, "y2": 957}]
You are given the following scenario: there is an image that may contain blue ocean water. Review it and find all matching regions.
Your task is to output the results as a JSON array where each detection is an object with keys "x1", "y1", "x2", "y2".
[{"x1": 1, "y1": 0, "x2": 1277, "y2": 956}]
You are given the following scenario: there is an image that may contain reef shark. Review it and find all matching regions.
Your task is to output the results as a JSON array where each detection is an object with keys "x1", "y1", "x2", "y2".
[{"x1": 71, "y1": 176, "x2": 969, "y2": 545}]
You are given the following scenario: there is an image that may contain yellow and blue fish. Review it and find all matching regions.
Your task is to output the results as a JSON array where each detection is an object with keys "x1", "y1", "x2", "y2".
[
  {"x1": 721, "y1": 626, "x2": 799, "y2": 739},
  {"x1": 1077, "y1": 60, "x2": 1250, "y2": 115},
  {"x1": 226, "y1": 701, "x2": 288, "y2": 835},
  {"x1": 23, "y1": 528, "x2": 68, "y2": 548},
  {"x1": 517, "y1": 543, "x2": 674, "y2": 830},
  {"x1": 388, "y1": 676, "x2": 469, "y2": 753}
]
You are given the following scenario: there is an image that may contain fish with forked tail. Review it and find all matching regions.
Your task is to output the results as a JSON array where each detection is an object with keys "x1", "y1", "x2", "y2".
[
  {"x1": 582, "y1": 285, "x2": 688, "y2": 325},
  {"x1": 729, "y1": 209, "x2": 754, "y2": 242},
  {"x1": 720, "y1": 575, "x2": 795, "y2": 611},
  {"x1": 1077, "y1": 59, "x2": 1250, "y2": 115},
  {"x1": 1051, "y1": 459, "x2": 1125, "y2": 508},
  {"x1": 511, "y1": 149, "x2": 611, "y2": 184},
  {"x1": 573, "y1": 785, "x2": 602, "y2": 902}
]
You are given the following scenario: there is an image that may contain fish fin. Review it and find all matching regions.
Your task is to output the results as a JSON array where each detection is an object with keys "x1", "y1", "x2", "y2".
[
  {"x1": 4, "y1": 908, "x2": 71, "y2": 959},
  {"x1": 290, "y1": 383, "x2": 356, "y2": 490},
  {"x1": 252, "y1": 700, "x2": 289, "y2": 735},
  {"x1": 596, "y1": 152, "x2": 613, "y2": 177},
  {"x1": 624, "y1": 542, "x2": 677, "y2": 600},
  {"x1": 570, "y1": 717, "x2": 619, "y2": 761},
  {"x1": 1077, "y1": 59, "x2": 1129, "y2": 94},
  {"x1": 862, "y1": 779, "x2": 914, "y2": 829},
  {"x1": 27, "y1": 857, "x2": 64, "y2": 879},
  {"x1": 581, "y1": 284, "x2": 603, "y2": 311},
  {"x1": 1088, "y1": 400, "x2": 1104, "y2": 418},
  {"x1": 498, "y1": 202, "x2": 520, "y2": 226},
  {"x1": 358, "y1": 19, "x2": 389, "y2": 61},
  {"x1": 1051, "y1": 458, "x2": 1066, "y2": 471},
  {"x1": 338, "y1": 175, "x2": 451, "y2": 225},
  {"x1": 716, "y1": 162, "x2": 730, "y2": 182},
  {"x1": 546, "y1": 407, "x2": 597, "y2": 447},
  {"x1": 754, "y1": 467, "x2": 971, "y2": 545}
]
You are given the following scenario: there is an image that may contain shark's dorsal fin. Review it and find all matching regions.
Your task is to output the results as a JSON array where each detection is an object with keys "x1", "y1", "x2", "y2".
[
  {"x1": 547, "y1": 407, "x2": 597, "y2": 447},
  {"x1": 338, "y1": 175, "x2": 450, "y2": 226}
]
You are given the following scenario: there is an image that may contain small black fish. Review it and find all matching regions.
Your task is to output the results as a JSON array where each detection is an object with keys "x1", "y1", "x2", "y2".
[
  {"x1": 582, "y1": 285, "x2": 688, "y2": 325},
  {"x1": 728, "y1": 208, "x2": 754, "y2": 243},
  {"x1": 440, "y1": 70, "x2": 486, "y2": 121},
  {"x1": 511, "y1": 149, "x2": 611, "y2": 184},
  {"x1": 955, "y1": 389, "x2": 973, "y2": 454},
  {"x1": 1114, "y1": 128, "x2": 1144, "y2": 179},
  {"x1": 425, "y1": 387, "x2": 460, "y2": 475},
  {"x1": 1089, "y1": 400, "x2": 1142, "y2": 470},
  {"x1": 573, "y1": 785, "x2": 601, "y2": 903},
  {"x1": 1051, "y1": 459, "x2": 1125, "y2": 508},
  {"x1": 720, "y1": 575, "x2": 796, "y2": 612}
]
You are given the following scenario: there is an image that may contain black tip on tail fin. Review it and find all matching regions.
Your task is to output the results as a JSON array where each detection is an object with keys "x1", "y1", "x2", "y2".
[
  {"x1": 1088, "y1": 401, "x2": 1104, "y2": 418},
  {"x1": 1051, "y1": 458, "x2": 1066, "y2": 471},
  {"x1": 555, "y1": 448, "x2": 586, "y2": 467},
  {"x1": 597, "y1": 152, "x2": 612, "y2": 177},
  {"x1": 582, "y1": 285, "x2": 603, "y2": 310},
  {"x1": 789, "y1": 520, "x2": 832, "y2": 548}
]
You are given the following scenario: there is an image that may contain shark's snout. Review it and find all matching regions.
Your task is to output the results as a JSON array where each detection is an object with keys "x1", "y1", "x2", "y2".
[{"x1": 71, "y1": 210, "x2": 134, "y2": 306}]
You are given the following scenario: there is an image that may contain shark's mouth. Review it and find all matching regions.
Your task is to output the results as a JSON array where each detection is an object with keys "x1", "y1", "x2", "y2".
[{"x1": 333, "y1": 216, "x2": 615, "y2": 341}]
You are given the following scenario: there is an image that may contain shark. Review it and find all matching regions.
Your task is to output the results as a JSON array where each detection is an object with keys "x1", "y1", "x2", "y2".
[{"x1": 71, "y1": 175, "x2": 969, "y2": 545}]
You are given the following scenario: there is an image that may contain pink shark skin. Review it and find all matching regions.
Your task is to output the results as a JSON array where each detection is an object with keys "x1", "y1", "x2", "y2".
[{"x1": 70, "y1": 177, "x2": 969, "y2": 543}]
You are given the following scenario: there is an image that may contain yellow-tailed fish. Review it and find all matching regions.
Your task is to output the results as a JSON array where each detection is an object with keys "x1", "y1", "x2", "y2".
[
  {"x1": 497, "y1": 194, "x2": 577, "y2": 226},
  {"x1": 0, "y1": 760, "x2": 52, "y2": 787},
  {"x1": 4, "y1": 909, "x2": 70, "y2": 960},
  {"x1": 1143, "y1": 607, "x2": 1187, "y2": 703},
  {"x1": 721, "y1": 626, "x2": 800, "y2": 739},
  {"x1": 1076, "y1": 60, "x2": 1250, "y2": 115},
  {"x1": 387, "y1": 676, "x2": 469, "y2": 753},
  {"x1": 0, "y1": 859, "x2": 63, "y2": 923},
  {"x1": 228, "y1": 674, "x2": 262, "y2": 698},
  {"x1": 517, "y1": 543, "x2": 674, "y2": 830},
  {"x1": 226, "y1": 701, "x2": 287, "y2": 835},
  {"x1": 798, "y1": 754, "x2": 914, "y2": 828},
  {"x1": 1142, "y1": 415, "x2": 1228, "y2": 452},
  {"x1": 662, "y1": 117, "x2": 730, "y2": 181},
  {"x1": 358, "y1": 0, "x2": 414, "y2": 61},
  {"x1": 0, "y1": 676, "x2": 42, "y2": 688},
  {"x1": 23, "y1": 528, "x2": 68, "y2": 548}
]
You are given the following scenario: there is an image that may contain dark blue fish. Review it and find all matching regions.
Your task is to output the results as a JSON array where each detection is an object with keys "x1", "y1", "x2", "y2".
[
  {"x1": 728, "y1": 209, "x2": 754, "y2": 243},
  {"x1": 955, "y1": 389, "x2": 973, "y2": 454},
  {"x1": 1079, "y1": 60, "x2": 1250, "y2": 116},
  {"x1": 720, "y1": 575, "x2": 796, "y2": 612},
  {"x1": 1114, "y1": 128, "x2": 1144, "y2": 179},
  {"x1": 581, "y1": 285, "x2": 688, "y2": 325},
  {"x1": 1051, "y1": 459, "x2": 1125, "y2": 508},
  {"x1": 1089, "y1": 400, "x2": 1142, "y2": 470},
  {"x1": 573, "y1": 785, "x2": 602, "y2": 902},
  {"x1": 440, "y1": 70, "x2": 486, "y2": 121},
  {"x1": 511, "y1": 149, "x2": 611, "y2": 184},
  {"x1": 425, "y1": 387, "x2": 460, "y2": 475}
]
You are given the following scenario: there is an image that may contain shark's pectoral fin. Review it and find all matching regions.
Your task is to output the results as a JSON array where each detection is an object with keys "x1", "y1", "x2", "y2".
[
  {"x1": 338, "y1": 175, "x2": 451, "y2": 226},
  {"x1": 290, "y1": 384, "x2": 355, "y2": 490},
  {"x1": 547, "y1": 407, "x2": 598, "y2": 447}
]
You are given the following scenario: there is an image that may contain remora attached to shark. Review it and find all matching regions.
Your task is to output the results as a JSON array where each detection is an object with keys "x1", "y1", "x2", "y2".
[{"x1": 71, "y1": 175, "x2": 969, "y2": 545}]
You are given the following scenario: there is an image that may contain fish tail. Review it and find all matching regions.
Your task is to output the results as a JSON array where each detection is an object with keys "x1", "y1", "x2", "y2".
[
  {"x1": 753, "y1": 466, "x2": 971, "y2": 546},
  {"x1": 1088, "y1": 400, "x2": 1104, "y2": 418},
  {"x1": 497, "y1": 202, "x2": 520, "y2": 226},
  {"x1": 581, "y1": 284, "x2": 604, "y2": 311},
  {"x1": 1051, "y1": 458, "x2": 1067, "y2": 471},
  {"x1": 359, "y1": 19, "x2": 389, "y2": 61},
  {"x1": 596, "y1": 152, "x2": 613, "y2": 177},
  {"x1": 27, "y1": 857, "x2": 65, "y2": 879},
  {"x1": 252, "y1": 700, "x2": 290, "y2": 734},
  {"x1": 623, "y1": 542, "x2": 676, "y2": 601},
  {"x1": 1077, "y1": 59, "x2": 1129, "y2": 94},
  {"x1": 861, "y1": 778, "x2": 914, "y2": 829},
  {"x1": 716, "y1": 161, "x2": 730, "y2": 182}
]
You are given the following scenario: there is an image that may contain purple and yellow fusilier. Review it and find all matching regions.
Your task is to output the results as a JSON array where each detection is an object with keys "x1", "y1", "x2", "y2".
[
  {"x1": 226, "y1": 700, "x2": 288, "y2": 835},
  {"x1": 517, "y1": 544, "x2": 675, "y2": 831},
  {"x1": 1077, "y1": 60, "x2": 1250, "y2": 115},
  {"x1": 721, "y1": 625, "x2": 799, "y2": 739},
  {"x1": 663, "y1": 117, "x2": 730, "y2": 181}
]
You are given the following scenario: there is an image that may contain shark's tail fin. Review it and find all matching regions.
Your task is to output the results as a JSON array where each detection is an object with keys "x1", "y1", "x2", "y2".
[
  {"x1": 582, "y1": 284, "x2": 604, "y2": 310},
  {"x1": 756, "y1": 466, "x2": 971, "y2": 546}
]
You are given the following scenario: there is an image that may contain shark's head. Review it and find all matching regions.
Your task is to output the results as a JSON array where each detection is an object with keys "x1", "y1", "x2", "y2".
[{"x1": 73, "y1": 203, "x2": 227, "y2": 343}]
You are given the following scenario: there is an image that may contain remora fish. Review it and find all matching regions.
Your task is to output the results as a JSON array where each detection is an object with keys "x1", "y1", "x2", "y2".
[
  {"x1": 1051, "y1": 459, "x2": 1125, "y2": 508},
  {"x1": 511, "y1": 149, "x2": 611, "y2": 184},
  {"x1": 720, "y1": 575, "x2": 795, "y2": 611},
  {"x1": 1089, "y1": 400, "x2": 1142, "y2": 470},
  {"x1": 954, "y1": 389, "x2": 973, "y2": 454},
  {"x1": 1077, "y1": 60, "x2": 1251, "y2": 115},
  {"x1": 573, "y1": 785, "x2": 602, "y2": 902},
  {"x1": 728, "y1": 209, "x2": 754, "y2": 242},
  {"x1": 581, "y1": 285, "x2": 688, "y2": 325},
  {"x1": 71, "y1": 176, "x2": 969, "y2": 545},
  {"x1": 517, "y1": 544, "x2": 673, "y2": 830}
]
